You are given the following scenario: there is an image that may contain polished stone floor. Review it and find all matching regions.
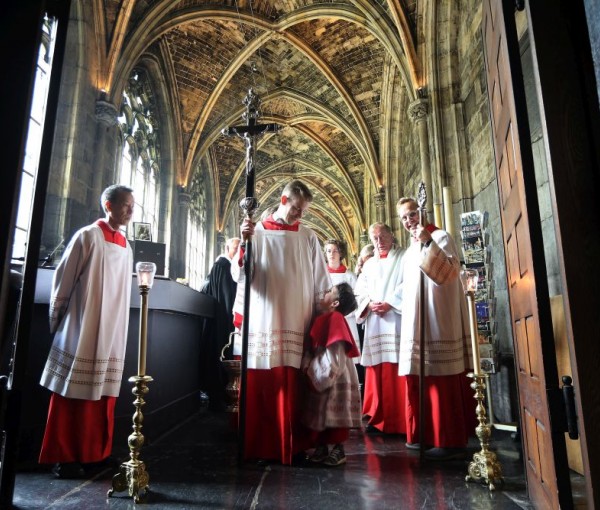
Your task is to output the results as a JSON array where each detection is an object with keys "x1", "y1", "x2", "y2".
[{"x1": 10, "y1": 409, "x2": 536, "y2": 509}]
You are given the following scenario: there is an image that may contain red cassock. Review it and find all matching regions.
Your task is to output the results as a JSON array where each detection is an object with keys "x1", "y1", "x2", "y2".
[
  {"x1": 405, "y1": 372, "x2": 477, "y2": 448},
  {"x1": 39, "y1": 394, "x2": 116, "y2": 463},
  {"x1": 363, "y1": 364, "x2": 407, "y2": 433}
]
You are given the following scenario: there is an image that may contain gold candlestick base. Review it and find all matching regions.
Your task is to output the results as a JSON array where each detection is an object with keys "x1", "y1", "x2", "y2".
[
  {"x1": 108, "y1": 375, "x2": 153, "y2": 503},
  {"x1": 465, "y1": 373, "x2": 504, "y2": 491}
]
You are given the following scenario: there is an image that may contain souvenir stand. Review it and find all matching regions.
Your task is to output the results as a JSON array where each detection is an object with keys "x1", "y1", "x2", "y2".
[{"x1": 460, "y1": 211, "x2": 509, "y2": 429}]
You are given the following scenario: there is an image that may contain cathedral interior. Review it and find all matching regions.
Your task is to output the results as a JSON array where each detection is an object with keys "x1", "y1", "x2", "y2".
[{"x1": 2, "y1": 0, "x2": 600, "y2": 508}]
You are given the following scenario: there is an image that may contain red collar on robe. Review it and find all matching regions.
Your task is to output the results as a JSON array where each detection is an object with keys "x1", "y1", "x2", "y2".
[
  {"x1": 328, "y1": 264, "x2": 347, "y2": 274},
  {"x1": 309, "y1": 310, "x2": 360, "y2": 358},
  {"x1": 96, "y1": 220, "x2": 127, "y2": 247},
  {"x1": 262, "y1": 215, "x2": 300, "y2": 231}
]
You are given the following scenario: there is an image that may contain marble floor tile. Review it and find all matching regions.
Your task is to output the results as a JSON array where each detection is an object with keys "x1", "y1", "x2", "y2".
[{"x1": 11, "y1": 409, "x2": 538, "y2": 509}]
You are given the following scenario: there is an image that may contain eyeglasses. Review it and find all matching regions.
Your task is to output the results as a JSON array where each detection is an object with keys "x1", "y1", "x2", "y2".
[{"x1": 399, "y1": 210, "x2": 419, "y2": 223}]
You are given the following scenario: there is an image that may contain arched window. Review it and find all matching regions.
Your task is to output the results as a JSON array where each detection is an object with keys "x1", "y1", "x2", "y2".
[
  {"x1": 186, "y1": 171, "x2": 207, "y2": 290},
  {"x1": 118, "y1": 70, "x2": 160, "y2": 240},
  {"x1": 12, "y1": 15, "x2": 57, "y2": 265}
]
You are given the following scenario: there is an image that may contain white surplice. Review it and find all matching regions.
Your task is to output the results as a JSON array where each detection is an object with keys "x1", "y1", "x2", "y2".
[
  {"x1": 398, "y1": 229, "x2": 472, "y2": 376},
  {"x1": 40, "y1": 224, "x2": 133, "y2": 400},
  {"x1": 354, "y1": 247, "x2": 404, "y2": 366},
  {"x1": 231, "y1": 223, "x2": 332, "y2": 369}
]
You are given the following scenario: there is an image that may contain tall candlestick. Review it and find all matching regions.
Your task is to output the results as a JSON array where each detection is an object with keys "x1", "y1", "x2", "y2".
[
  {"x1": 109, "y1": 260, "x2": 157, "y2": 502},
  {"x1": 460, "y1": 275, "x2": 503, "y2": 490}
]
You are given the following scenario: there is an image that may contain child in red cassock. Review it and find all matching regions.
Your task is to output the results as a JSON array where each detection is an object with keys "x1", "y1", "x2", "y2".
[{"x1": 302, "y1": 282, "x2": 362, "y2": 466}]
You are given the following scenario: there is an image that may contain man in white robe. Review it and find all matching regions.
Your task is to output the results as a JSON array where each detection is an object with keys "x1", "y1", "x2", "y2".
[
  {"x1": 354, "y1": 223, "x2": 406, "y2": 434},
  {"x1": 231, "y1": 180, "x2": 331, "y2": 465},
  {"x1": 397, "y1": 197, "x2": 475, "y2": 460},
  {"x1": 39, "y1": 184, "x2": 134, "y2": 477}
]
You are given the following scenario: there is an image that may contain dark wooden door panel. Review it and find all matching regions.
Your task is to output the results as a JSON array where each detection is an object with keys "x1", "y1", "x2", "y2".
[{"x1": 482, "y1": 0, "x2": 572, "y2": 508}]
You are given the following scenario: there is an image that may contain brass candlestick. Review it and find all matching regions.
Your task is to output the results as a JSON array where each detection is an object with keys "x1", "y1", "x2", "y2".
[
  {"x1": 108, "y1": 374, "x2": 153, "y2": 502},
  {"x1": 465, "y1": 372, "x2": 504, "y2": 490},
  {"x1": 108, "y1": 262, "x2": 156, "y2": 503},
  {"x1": 460, "y1": 269, "x2": 503, "y2": 491}
]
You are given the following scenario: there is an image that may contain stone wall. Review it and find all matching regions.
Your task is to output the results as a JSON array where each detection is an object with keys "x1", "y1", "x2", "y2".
[
  {"x1": 454, "y1": 0, "x2": 517, "y2": 423},
  {"x1": 43, "y1": 1, "x2": 99, "y2": 256},
  {"x1": 520, "y1": 36, "x2": 563, "y2": 297}
]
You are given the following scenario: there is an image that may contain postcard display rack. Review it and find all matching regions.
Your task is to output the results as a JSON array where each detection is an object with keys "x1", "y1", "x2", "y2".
[{"x1": 460, "y1": 211, "x2": 498, "y2": 375}]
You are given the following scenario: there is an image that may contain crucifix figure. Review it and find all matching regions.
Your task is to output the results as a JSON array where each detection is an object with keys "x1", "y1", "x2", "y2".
[
  {"x1": 222, "y1": 88, "x2": 279, "y2": 221},
  {"x1": 221, "y1": 88, "x2": 280, "y2": 464}
]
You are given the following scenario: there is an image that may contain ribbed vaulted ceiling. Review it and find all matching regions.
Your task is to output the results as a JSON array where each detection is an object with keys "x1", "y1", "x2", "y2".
[{"x1": 100, "y1": 0, "x2": 421, "y2": 256}]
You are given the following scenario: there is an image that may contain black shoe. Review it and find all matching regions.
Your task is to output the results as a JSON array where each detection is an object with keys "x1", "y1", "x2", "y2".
[
  {"x1": 405, "y1": 442, "x2": 421, "y2": 450},
  {"x1": 323, "y1": 444, "x2": 346, "y2": 466},
  {"x1": 365, "y1": 424, "x2": 383, "y2": 434},
  {"x1": 51, "y1": 462, "x2": 85, "y2": 479},
  {"x1": 308, "y1": 445, "x2": 329, "y2": 463}
]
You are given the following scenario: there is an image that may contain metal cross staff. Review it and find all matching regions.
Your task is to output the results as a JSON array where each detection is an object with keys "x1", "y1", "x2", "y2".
[
  {"x1": 417, "y1": 181, "x2": 427, "y2": 461},
  {"x1": 221, "y1": 88, "x2": 280, "y2": 465}
]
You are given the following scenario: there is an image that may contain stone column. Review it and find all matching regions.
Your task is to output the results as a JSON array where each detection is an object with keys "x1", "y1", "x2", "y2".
[
  {"x1": 174, "y1": 189, "x2": 191, "y2": 279},
  {"x1": 373, "y1": 189, "x2": 386, "y2": 224},
  {"x1": 94, "y1": 99, "x2": 120, "y2": 217},
  {"x1": 216, "y1": 231, "x2": 226, "y2": 257},
  {"x1": 359, "y1": 230, "x2": 369, "y2": 247},
  {"x1": 408, "y1": 97, "x2": 434, "y2": 214}
]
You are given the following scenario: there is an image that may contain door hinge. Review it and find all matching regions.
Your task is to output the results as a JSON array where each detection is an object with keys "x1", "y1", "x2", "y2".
[{"x1": 547, "y1": 376, "x2": 579, "y2": 439}]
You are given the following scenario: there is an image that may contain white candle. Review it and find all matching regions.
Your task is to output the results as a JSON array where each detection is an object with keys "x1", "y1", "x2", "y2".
[
  {"x1": 467, "y1": 293, "x2": 481, "y2": 375},
  {"x1": 138, "y1": 292, "x2": 148, "y2": 376}
]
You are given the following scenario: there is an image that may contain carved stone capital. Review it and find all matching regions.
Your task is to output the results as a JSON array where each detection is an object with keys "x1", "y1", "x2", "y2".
[
  {"x1": 95, "y1": 100, "x2": 119, "y2": 126},
  {"x1": 374, "y1": 191, "x2": 386, "y2": 209},
  {"x1": 408, "y1": 98, "x2": 429, "y2": 124},
  {"x1": 178, "y1": 190, "x2": 191, "y2": 208}
]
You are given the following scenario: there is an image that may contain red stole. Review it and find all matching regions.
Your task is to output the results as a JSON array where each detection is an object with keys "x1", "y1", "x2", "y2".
[{"x1": 327, "y1": 264, "x2": 347, "y2": 274}]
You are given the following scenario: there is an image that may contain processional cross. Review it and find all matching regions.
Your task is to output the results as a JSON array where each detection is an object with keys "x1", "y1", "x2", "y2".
[
  {"x1": 221, "y1": 88, "x2": 280, "y2": 464},
  {"x1": 417, "y1": 182, "x2": 427, "y2": 461}
]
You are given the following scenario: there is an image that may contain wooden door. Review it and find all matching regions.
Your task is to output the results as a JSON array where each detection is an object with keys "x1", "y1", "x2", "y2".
[{"x1": 481, "y1": 1, "x2": 572, "y2": 508}]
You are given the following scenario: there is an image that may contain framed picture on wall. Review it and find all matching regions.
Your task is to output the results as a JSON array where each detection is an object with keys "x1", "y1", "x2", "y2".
[{"x1": 133, "y1": 222, "x2": 152, "y2": 241}]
